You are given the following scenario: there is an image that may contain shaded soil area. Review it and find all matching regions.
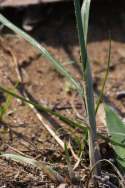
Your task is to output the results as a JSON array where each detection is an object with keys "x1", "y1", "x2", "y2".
[{"x1": 0, "y1": 1, "x2": 125, "y2": 187}]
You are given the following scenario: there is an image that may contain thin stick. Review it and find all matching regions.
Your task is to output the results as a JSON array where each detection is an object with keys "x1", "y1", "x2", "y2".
[{"x1": 29, "y1": 102, "x2": 65, "y2": 150}]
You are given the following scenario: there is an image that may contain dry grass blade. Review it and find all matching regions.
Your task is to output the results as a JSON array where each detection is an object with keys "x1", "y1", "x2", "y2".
[
  {"x1": 14, "y1": 59, "x2": 65, "y2": 150},
  {"x1": 7, "y1": 48, "x2": 80, "y2": 160},
  {"x1": 32, "y1": 106, "x2": 65, "y2": 150}
]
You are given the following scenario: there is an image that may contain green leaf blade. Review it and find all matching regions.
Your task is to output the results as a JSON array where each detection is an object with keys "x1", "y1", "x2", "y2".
[
  {"x1": 0, "y1": 153, "x2": 37, "y2": 167},
  {"x1": 81, "y1": 0, "x2": 91, "y2": 45},
  {"x1": 0, "y1": 14, "x2": 82, "y2": 96},
  {"x1": 105, "y1": 105, "x2": 125, "y2": 168}
]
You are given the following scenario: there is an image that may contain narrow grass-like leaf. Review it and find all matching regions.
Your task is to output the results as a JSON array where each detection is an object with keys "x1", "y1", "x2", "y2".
[
  {"x1": 95, "y1": 38, "x2": 111, "y2": 114},
  {"x1": 74, "y1": 0, "x2": 88, "y2": 71},
  {"x1": 74, "y1": 0, "x2": 97, "y2": 169},
  {"x1": 0, "y1": 153, "x2": 64, "y2": 182},
  {"x1": 64, "y1": 142, "x2": 70, "y2": 165},
  {"x1": 78, "y1": 0, "x2": 96, "y2": 135},
  {"x1": 0, "y1": 86, "x2": 87, "y2": 130},
  {"x1": 74, "y1": 0, "x2": 96, "y2": 134},
  {"x1": 105, "y1": 105, "x2": 125, "y2": 169},
  {"x1": 1, "y1": 153, "x2": 37, "y2": 166},
  {"x1": 81, "y1": 0, "x2": 91, "y2": 45},
  {"x1": 0, "y1": 14, "x2": 82, "y2": 96}
]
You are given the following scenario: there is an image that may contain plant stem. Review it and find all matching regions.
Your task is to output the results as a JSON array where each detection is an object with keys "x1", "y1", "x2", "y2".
[{"x1": 73, "y1": 0, "x2": 99, "y2": 170}]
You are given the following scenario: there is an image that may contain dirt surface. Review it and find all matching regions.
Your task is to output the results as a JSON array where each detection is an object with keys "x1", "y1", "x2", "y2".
[{"x1": 0, "y1": 1, "x2": 125, "y2": 187}]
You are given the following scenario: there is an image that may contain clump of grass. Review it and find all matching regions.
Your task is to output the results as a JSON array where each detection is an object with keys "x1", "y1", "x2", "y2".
[{"x1": 0, "y1": 0, "x2": 125, "y2": 187}]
